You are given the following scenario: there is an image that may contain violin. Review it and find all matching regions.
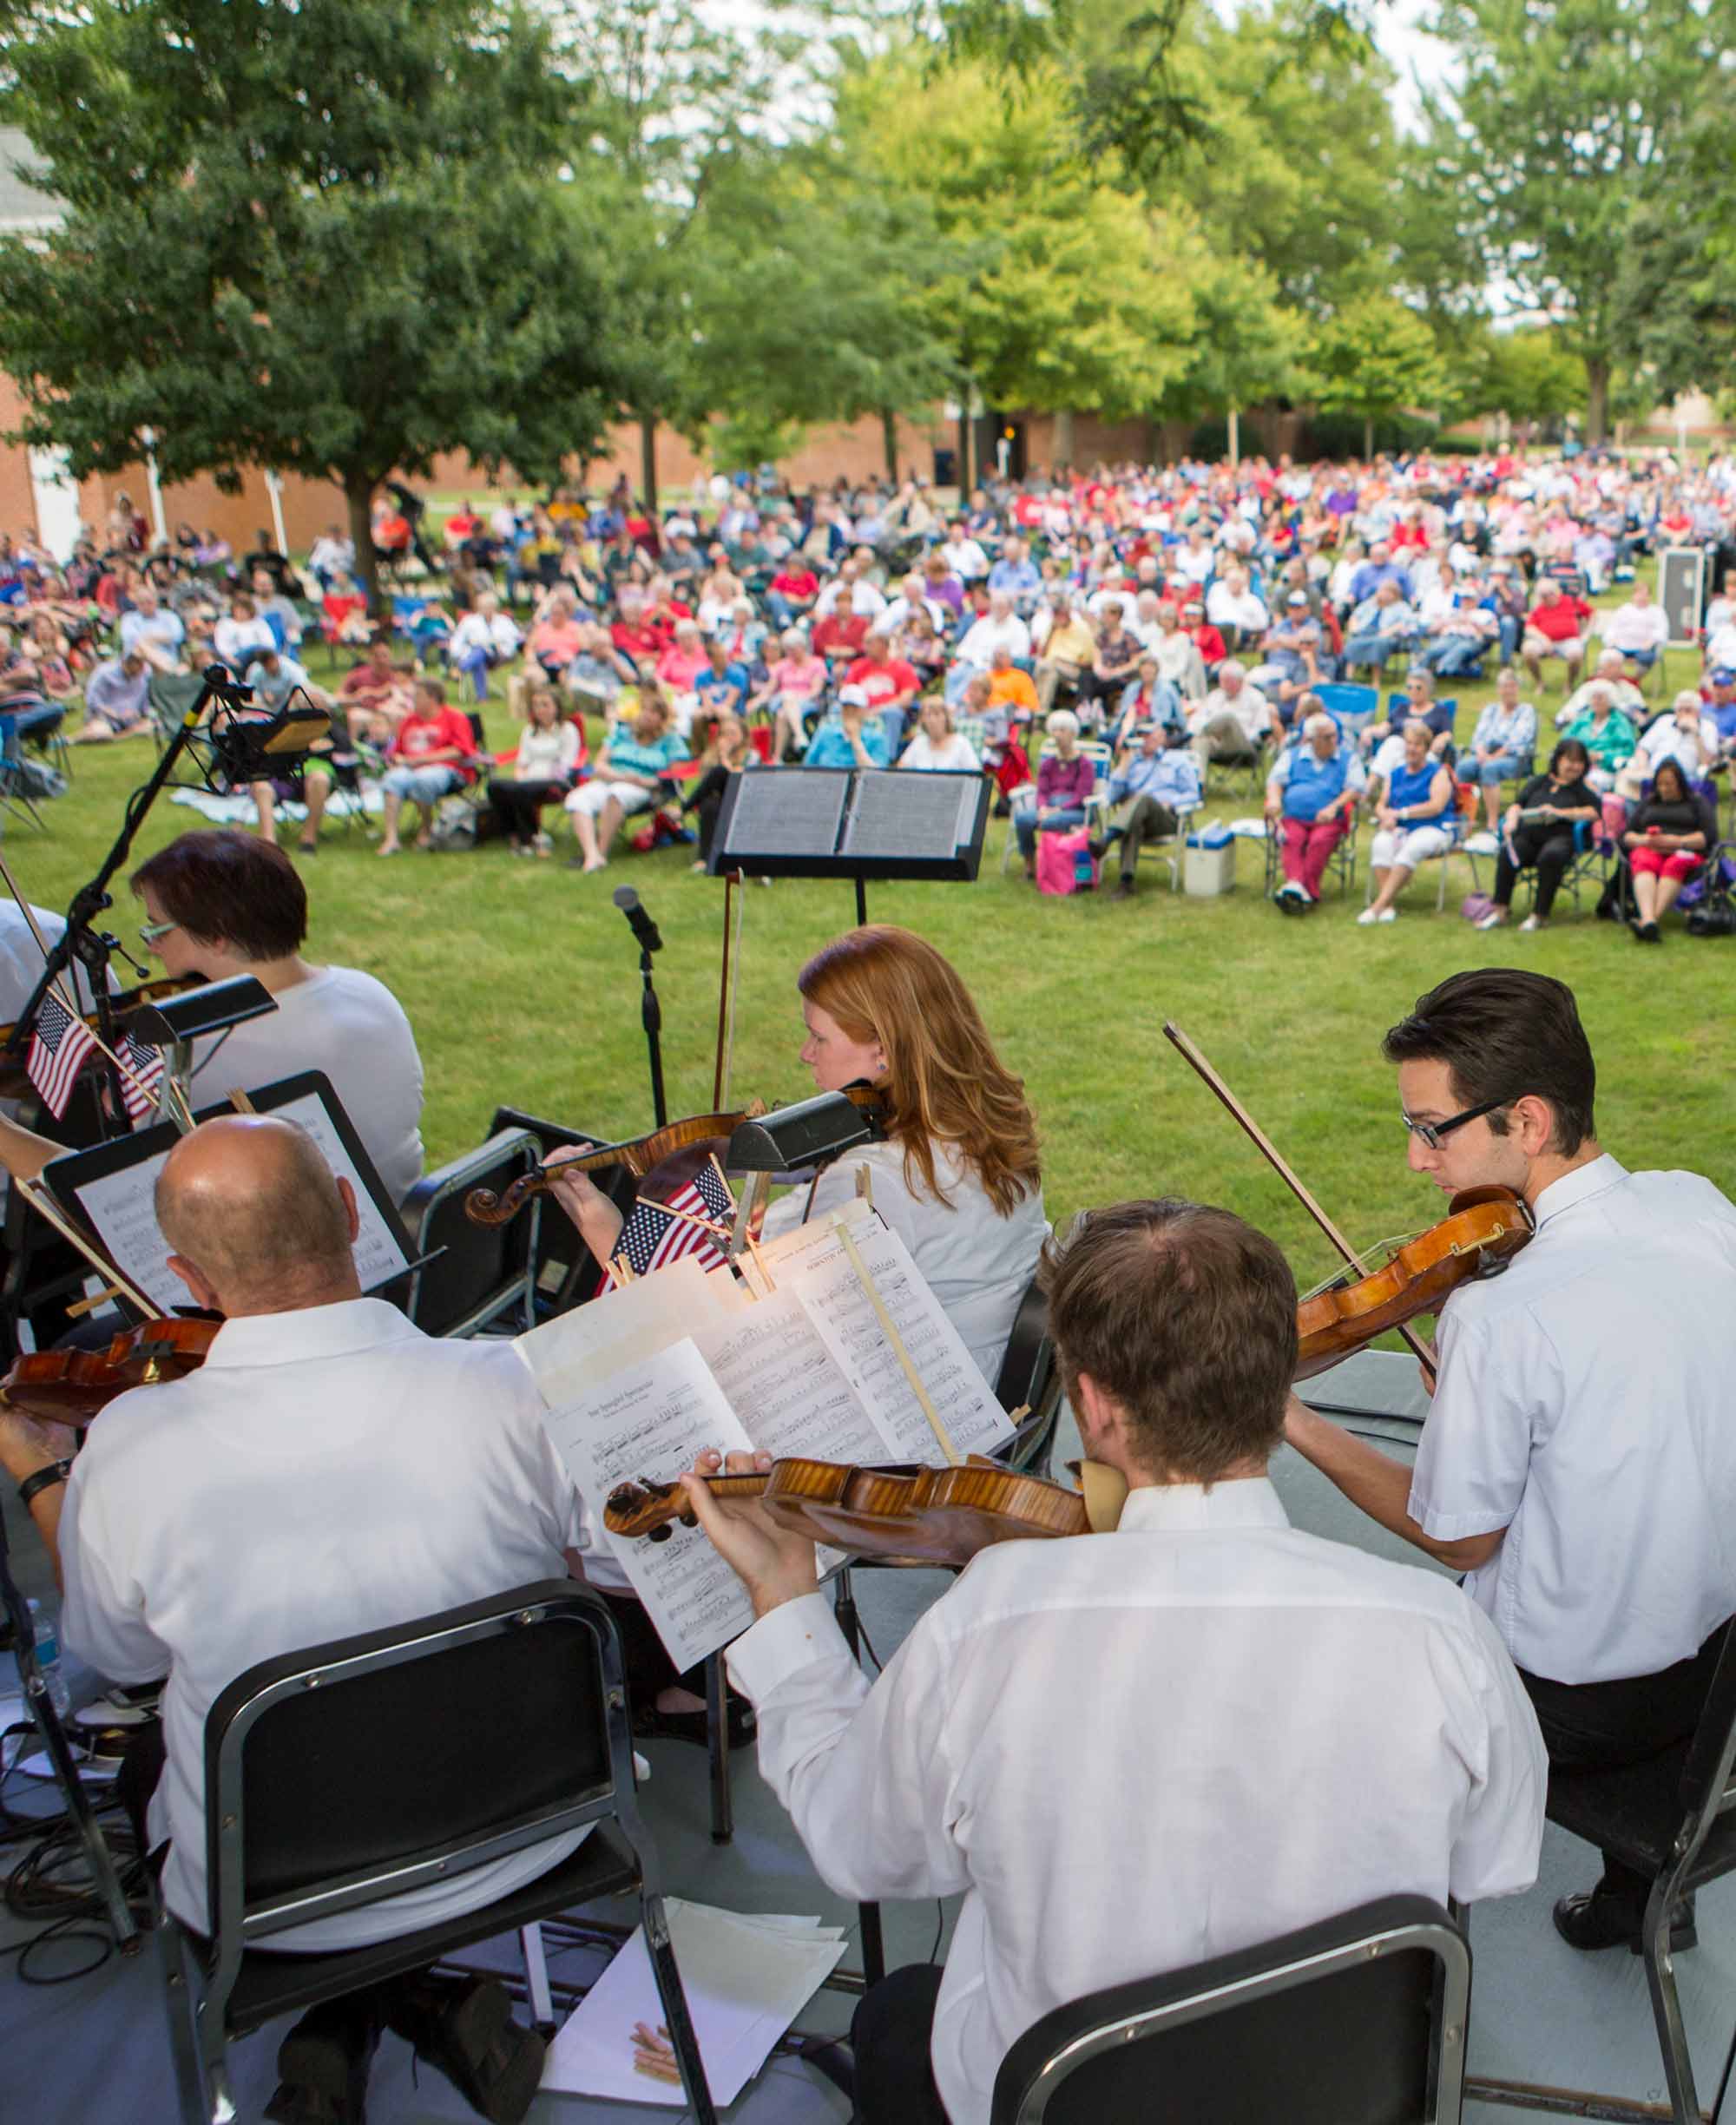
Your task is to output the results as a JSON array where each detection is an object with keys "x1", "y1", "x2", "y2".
[
  {"x1": 464, "y1": 1085, "x2": 890, "y2": 1227},
  {"x1": 1293, "y1": 1186, "x2": 1533, "y2": 1378},
  {"x1": 1, "y1": 1317, "x2": 220, "y2": 1427},
  {"x1": 605, "y1": 1455, "x2": 1090, "y2": 1567}
]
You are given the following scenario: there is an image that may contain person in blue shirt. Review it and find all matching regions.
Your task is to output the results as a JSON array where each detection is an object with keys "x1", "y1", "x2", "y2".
[
  {"x1": 987, "y1": 539, "x2": 1042, "y2": 602},
  {"x1": 693, "y1": 636, "x2": 750, "y2": 723},
  {"x1": 804, "y1": 687, "x2": 891, "y2": 770},
  {"x1": 1358, "y1": 720, "x2": 1457, "y2": 924},
  {"x1": 1090, "y1": 724, "x2": 1202, "y2": 901},
  {"x1": 1266, "y1": 709, "x2": 1367, "y2": 911},
  {"x1": 564, "y1": 689, "x2": 688, "y2": 872},
  {"x1": 1346, "y1": 542, "x2": 1416, "y2": 610}
]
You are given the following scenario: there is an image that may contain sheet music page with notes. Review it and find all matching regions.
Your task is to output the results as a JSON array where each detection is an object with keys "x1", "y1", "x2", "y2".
[
  {"x1": 756, "y1": 1208, "x2": 1013, "y2": 1461},
  {"x1": 691, "y1": 1293, "x2": 891, "y2": 1464},
  {"x1": 539, "y1": 1339, "x2": 758, "y2": 1672}
]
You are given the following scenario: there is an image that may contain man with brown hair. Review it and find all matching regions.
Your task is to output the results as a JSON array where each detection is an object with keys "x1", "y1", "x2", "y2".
[{"x1": 683, "y1": 1198, "x2": 1544, "y2": 2125}]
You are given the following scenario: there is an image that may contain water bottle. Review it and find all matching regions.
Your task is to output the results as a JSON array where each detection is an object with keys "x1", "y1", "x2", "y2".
[{"x1": 23, "y1": 1599, "x2": 71, "y2": 1720}]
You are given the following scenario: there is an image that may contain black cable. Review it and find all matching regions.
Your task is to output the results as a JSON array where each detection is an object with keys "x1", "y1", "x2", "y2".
[
  {"x1": 0, "y1": 1715, "x2": 154, "y2": 1984},
  {"x1": 928, "y1": 1899, "x2": 946, "y2": 1963},
  {"x1": 854, "y1": 1620, "x2": 884, "y2": 1674}
]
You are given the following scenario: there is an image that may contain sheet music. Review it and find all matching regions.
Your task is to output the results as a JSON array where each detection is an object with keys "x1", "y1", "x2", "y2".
[
  {"x1": 766, "y1": 1212, "x2": 1012, "y2": 1461},
  {"x1": 721, "y1": 767, "x2": 848, "y2": 858},
  {"x1": 513, "y1": 1255, "x2": 741, "y2": 1409},
  {"x1": 61, "y1": 1087, "x2": 409, "y2": 1315},
  {"x1": 692, "y1": 1293, "x2": 892, "y2": 1464},
  {"x1": 839, "y1": 770, "x2": 975, "y2": 861},
  {"x1": 539, "y1": 1340, "x2": 758, "y2": 1671}
]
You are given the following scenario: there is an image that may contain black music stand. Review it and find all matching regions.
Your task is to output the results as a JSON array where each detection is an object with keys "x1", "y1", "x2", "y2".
[{"x1": 707, "y1": 767, "x2": 990, "y2": 923}]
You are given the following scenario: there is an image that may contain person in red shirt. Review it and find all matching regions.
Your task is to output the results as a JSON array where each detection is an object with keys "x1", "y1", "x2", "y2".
[
  {"x1": 845, "y1": 634, "x2": 922, "y2": 726},
  {"x1": 337, "y1": 635, "x2": 417, "y2": 746},
  {"x1": 1522, "y1": 579, "x2": 1593, "y2": 693},
  {"x1": 1181, "y1": 598, "x2": 1227, "y2": 676},
  {"x1": 767, "y1": 563, "x2": 819, "y2": 628},
  {"x1": 610, "y1": 594, "x2": 662, "y2": 674},
  {"x1": 443, "y1": 503, "x2": 482, "y2": 549},
  {"x1": 812, "y1": 587, "x2": 871, "y2": 666},
  {"x1": 641, "y1": 577, "x2": 692, "y2": 653},
  {"x1": 377, "y1": 679, "x2": 477, "y2": 855}
]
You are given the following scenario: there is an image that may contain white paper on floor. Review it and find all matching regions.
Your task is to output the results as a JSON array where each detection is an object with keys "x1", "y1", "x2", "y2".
[{"x1": 541, "y1": 1898, "x2": 846, "y2": 2108}]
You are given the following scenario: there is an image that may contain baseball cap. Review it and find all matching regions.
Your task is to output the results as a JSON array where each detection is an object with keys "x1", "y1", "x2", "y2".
[
  {"x1": 1712, "y1": 668, "x2": 1736, "y2": 686},
  {"x1": 1286, "y1": 590, "x2": 1308, "y2": 606},
  {"x1": 838, "y1": 685, "x2": 869, "y2": 707}
]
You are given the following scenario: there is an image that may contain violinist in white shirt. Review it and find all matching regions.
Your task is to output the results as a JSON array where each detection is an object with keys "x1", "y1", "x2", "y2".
[
  {"x1": 684, "y1": 1197, "x2": 1543, "y2": 2125},
  {"x1": 1286, "y1": 967, "x2": 1736, "y2": 1955}
]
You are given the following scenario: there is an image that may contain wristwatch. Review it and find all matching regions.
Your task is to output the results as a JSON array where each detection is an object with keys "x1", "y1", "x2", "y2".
[{"x1": 17, "y1": 1460, "x2": 70, "y2": 1510}]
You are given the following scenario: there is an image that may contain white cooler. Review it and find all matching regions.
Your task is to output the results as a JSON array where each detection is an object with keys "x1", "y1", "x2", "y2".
[{"x1": 1184, "y1": 838, "x2": 1236, "y2": 896}]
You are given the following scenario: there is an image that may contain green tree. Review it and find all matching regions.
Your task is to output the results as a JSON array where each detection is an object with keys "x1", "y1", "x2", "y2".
[
  {"x1": 1156, "y1": 247, "x2": 1301, "y2": 464},
  {"x1": 1305, "y1": 296, "x2": 1450, "y2": 458},
  {"x1": 838, "y1": 56, "x2": 1199, "y2": 484},
  {"x1": 0, "y1": 0, "x2": 619, "y2": 606},
  {"x1": 1425, "y1": 0, "x2": 1728, "y2": 442}
]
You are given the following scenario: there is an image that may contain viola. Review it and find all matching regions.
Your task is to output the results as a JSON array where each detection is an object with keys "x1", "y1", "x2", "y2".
[
  {"x1": 1293, "y1": 1186, "x2": 1533, "y2": 1378},
  {"x1": 464, "y1": 1086, "x2": 890, "y2": 1227},
  {"x1": 1, "y1": 1317, "x2": 220, "y2": 1427},
  {"x1": 604, "y1": 1454, "x2": 1089, "y2": 1568}
]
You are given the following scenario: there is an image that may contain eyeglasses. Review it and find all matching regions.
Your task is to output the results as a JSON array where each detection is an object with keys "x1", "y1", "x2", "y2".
[
  {"x1": 1400, "y1": 1098, "x2": 1506, "y2": 1151},
  {"x1": 138, "y1": 918, "x2": 179, "y2": 945}
]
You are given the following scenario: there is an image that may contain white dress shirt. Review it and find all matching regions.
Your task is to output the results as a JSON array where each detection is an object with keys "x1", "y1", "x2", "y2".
[
  {"x1": 59, "y1": 1300, "x2": 602, "y2": 1945},
  {"x1": 729, "y1": 1478, "x2": 1544, "y2": 2125},
  {"x1": 1205, "y1": 583, "x2": 1270, "y2": 634},
  {"x1": 1636, "y1": 713, "x2": 1718, "y2": 773},
  {"x1": 187, "y1": 966, "x2": 425, "y2": 1206},
  {"x1": 1410, "y1": 1156, "x2": 1736, "y2": 1683},
  {"x1": 762, "y1": 1141, "x2": 1046, "y2": 1389},
  {"x1": 1601, "y1": 602, "x2": 1668, "y2": 655},
  {"x1": 957, "y1": 614, "x2": 1032, "y2": 667}
]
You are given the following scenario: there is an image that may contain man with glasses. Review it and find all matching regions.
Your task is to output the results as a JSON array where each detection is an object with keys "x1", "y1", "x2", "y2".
[{"x1": 1284, "y1": 968, "x2": 1736, "y2": 1956}]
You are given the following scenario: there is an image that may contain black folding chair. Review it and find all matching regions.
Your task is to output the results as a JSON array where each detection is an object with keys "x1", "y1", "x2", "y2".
[
  {"x1": 991, "y1": 1896, "x2": 1470, "y2": 2124},
  {"x1": 400, "y1": 1128, "x2": 543, "y2": 1337},
  {"x1": 487, "y1": 1105, "x2": 639, "y2": 1321},
  {"x1": 1470, "y1": 1628, "x2": 1736, "y2": 2125},
  {"x1": 158, "y1": 1579, "x2": 714, "y2": 2125}
]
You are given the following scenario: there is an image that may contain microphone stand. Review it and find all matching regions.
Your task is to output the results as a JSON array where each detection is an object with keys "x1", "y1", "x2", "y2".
[
  {"x1": 4, "y1": 665, "x2": 254, "y2": 1134},
  {"x1": 614, "y1": 890, "x2": 668, "y2": 1128}
]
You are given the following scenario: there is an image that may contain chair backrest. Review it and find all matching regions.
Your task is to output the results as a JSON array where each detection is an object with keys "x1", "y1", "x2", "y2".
[
  {"x1": 401, "y1": 1128, "x2": 542, "y2": 1337},
  {"x1": 203, "y1": 1580, "x2": 630, "y2": 1951},
  {"x1": 990, "y1": 1896, "x2": 1468, "y2": 2125},
  {"x1": 1315, "y1": 681, "x2": 1379, "y2": 724},
  {"x1": 487, "y1": 1106, "x2": 639, "y2": 1318},
  {"x1": 993, "y1": 1273, "x2": 1053, "y2": 1415}
]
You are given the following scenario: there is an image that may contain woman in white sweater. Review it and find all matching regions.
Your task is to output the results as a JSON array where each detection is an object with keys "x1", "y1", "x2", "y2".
[
  {"x1": 484, "y1": 685, "x2": 582, "y2": 855},
  {"x1": 898, "y1": 696, "x2": 981, "y2": 773}
]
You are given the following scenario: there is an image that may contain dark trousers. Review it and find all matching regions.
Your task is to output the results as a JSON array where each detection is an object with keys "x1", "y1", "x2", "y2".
[
  {"x1": 1520, "y1": 1621, "x2": 1731, "y2": 1905},
  {"x1": 683, "y1": 763, "x2": 732, "y2": 862},
  {"x1": 486, "y1": 775, "x2": 566, "y2": 842},
  {"x1": 852, "y1": 1963, "x2": 947, "y2": 2125},
  {"x1": 1493, "y1": 824, "x2": 1575, "y2": 916},
  {"x1": 1115, "y1": 794, "x2": 1180, "y2": 878}
]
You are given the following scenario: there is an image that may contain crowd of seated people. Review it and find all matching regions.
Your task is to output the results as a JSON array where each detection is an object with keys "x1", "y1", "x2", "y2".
[{"x1": 9, "y1": 444, "x2": 1736, "y2": 912}]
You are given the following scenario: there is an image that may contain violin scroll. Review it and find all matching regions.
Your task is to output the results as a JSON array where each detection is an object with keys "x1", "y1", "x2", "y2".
[{"x1": 464, "y1": 1173, "x2": 551, "y2": 1228}]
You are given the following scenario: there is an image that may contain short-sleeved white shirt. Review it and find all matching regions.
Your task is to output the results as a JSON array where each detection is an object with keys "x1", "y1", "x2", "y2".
[{"x1": 1409, "y1": 1156, "x2": 1736, "y2": 1683}]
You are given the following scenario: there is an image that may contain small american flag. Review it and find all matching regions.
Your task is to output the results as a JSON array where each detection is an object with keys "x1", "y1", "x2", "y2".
[
  {"x1": 25, "y1": 994, "x2": 98, "y2": 1119},
  {"x1": 117, "y1": 1030, "x2": 165, "y2": 1126},
  {"x1": 611, "y1": 1158, "x2": 737, "y2": 1282}
]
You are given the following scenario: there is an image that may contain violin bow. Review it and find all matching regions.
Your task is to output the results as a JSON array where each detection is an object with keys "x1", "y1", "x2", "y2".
[{"x1": 1162, "y1": 1021, "x2": 1438, "y2": 1376}]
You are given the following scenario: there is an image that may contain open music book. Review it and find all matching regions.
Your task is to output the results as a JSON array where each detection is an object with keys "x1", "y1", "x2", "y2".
[{"x1": 515, "y1": 1204, "x2": 1013, "y2": 1670}]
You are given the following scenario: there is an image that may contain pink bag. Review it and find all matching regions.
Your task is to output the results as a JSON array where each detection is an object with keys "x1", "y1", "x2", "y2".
[{"x1": 1036, "y1": 825, "x2": 1098, "y2": 897}]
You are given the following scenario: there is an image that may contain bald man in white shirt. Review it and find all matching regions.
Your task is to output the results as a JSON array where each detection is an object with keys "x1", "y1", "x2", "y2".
[
  {"x1": 687, "y1": 1198, "x2": 1544, "y2": 2125},
  {"x1": 1286, "y1": 967, "x2": 1736, "y2": 1957},
  {"x1": 0, "y1": 1116, "x2": 595, "y2": 2125}
]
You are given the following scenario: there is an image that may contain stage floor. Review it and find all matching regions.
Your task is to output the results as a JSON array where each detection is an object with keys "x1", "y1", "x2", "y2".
[{"x1": 3, "y1": 1353, "x2": 1730, "y2": 2123}]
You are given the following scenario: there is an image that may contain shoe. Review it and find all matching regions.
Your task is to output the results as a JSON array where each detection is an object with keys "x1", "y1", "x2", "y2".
[
  {"x1": 1377, "y1": 908, "x2": 1396, "y2": 923},
  {"x1": 1109, "y1": 878, "x2": 1135, "y2": 901},
  {"x1": 385, "y1": 1976, "x2": 546, "y2": 2125},
  {"x1": 633, "y1": 1696, "x2": 758, "y2": 1749},
  {"x1": 296, "y1": 839, "x2": 319, "y2": 856},
  {"x1": 1357, "y1": 906, "x2": 1378, "y2": 925},
  {"x1": 1464, "y1": 830, "x2": 1500, "y2": 856},
  {"x1": 1275, "y1": 882, "x2": 1303, "y2": 912},
  {"x1": 1520, "y1": 913, "x2": 1545, "y2": 932},
  {"x1": 1553, "y1": 1887, "x2": 1698, "y2": 1957},
  {"x1": 1476, "y1": 911, "x2": 1506, "y2": 931},
  {"x1": 1086, "y1": 836, "x2": 1111, "y2": 863},
  {"x1": 1641, "y1": 919, "x2": 1662, "y2": 943},
  {"x1": 266, "y1": 1998, "x2": 380, "y2": 2124}
]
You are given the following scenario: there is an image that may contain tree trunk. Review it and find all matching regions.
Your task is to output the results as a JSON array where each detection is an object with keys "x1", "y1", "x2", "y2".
[
  {"x1": 1053, "y1": 407, "x2": 1075, "y2": 473},
  {"x1": 879, "y1": 408, "x2": 899, "y2": 481},
  {"x1": 638, "y1": 412, "x2": 659, "y2": 519},
  {"x1": 1363, "y1": 414, "x2": 1374, "y2": 460},
  {"x1": 1226, "y1": 405, "x2": 1240, "y2": 469},
  {"x1": 959, "y1": 407, "x2": 975, "y2": 497},
  {"x1": 1584, "y1": 356, "x2": 1610, "y2": 446},
  {"x1": 345, "y1": 471, "x2": 381, "y2": 616}
]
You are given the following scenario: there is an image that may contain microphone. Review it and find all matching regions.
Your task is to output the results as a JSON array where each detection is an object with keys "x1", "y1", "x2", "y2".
[{"x1": 613, "y1": 885, "x2": 663, "y2": 956}]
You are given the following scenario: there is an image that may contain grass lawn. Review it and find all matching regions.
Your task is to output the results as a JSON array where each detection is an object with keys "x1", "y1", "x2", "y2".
[{"x1": 13, "y1": 623, "x2": 1733, "y2": 1319}]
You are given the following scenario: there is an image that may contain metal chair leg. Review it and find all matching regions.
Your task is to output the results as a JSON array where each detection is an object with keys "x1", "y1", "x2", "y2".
[
  {"x1": 1640, "y1": 1881, "x2": 1701, "y2": 2125},
  {"x1": 519, "y1": 1922, "x2": 555, "y2": 2034},
  {"x1": 645, "y1": 1893, "x2": 717, "y2": 2125},
  {"x1": 705, "y1": 1651, "x2": 733, "y2": 1845},
  {"x1": 159, "y1": 1917, "x2": 210, "y2": 2125}
]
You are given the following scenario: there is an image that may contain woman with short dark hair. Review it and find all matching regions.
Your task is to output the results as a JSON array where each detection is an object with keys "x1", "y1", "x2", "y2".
[
  {"x1": 1620, "y1": 756, "x2": 1716, "y2": 942},
  {"x1": 1475, "y1": 736, "x2": 1600, "y2": 932}
]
